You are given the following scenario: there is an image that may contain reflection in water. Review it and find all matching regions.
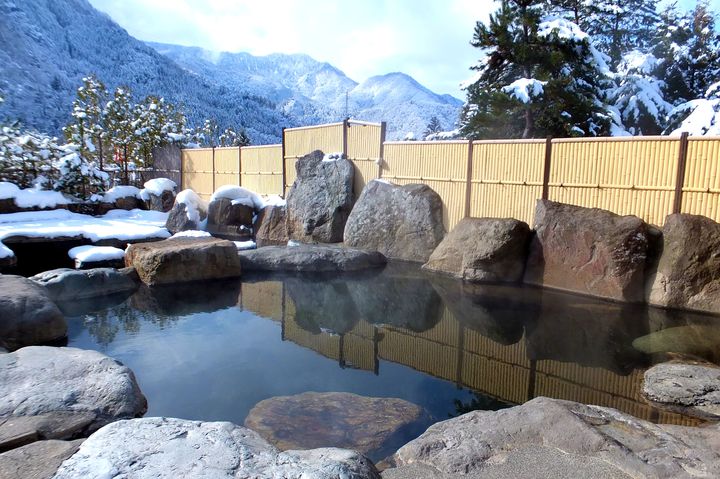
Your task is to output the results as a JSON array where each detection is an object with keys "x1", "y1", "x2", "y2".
[{"x1": 69, "y1": 263, "x2": 719, "y2": 428}]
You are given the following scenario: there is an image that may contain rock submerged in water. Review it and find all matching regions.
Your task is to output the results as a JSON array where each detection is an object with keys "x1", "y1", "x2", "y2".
[
  {"x1": 30, "y1": 267, "x2": 139, "y2": 302},
  {"x1": 0, "y1": 275, "x2": 67, "y2": 351},
  {"x1": 53, "y1": 417, "x2": 380, "y2": 479},
  {"x1": 238, "y1": 243, "x2": 386, "y2": 272},
  {"x1": 643, "y1": 361, "x2": 720, "y2": 420},
  {"x1": 244, "y1": 392, "x2": 429, "y2": 460},
  {"x1": 286, "y1": 150, "x2": 355, "y2": 243},
  {"x1": 423, "y1": 217, "x2": 531, "y2": 283},
  {"x1": 386, "y1": 396, "x2": 720, "y2": 479},
  {"x1": 524, "y1": 199, "x2": 649, "y2": 302},
  {"x1": 125, "y1": 237, "x2": 242, "y2": 285},
  {"x1": 344, "y1": 180, "x2": 445, "y2": 262}
]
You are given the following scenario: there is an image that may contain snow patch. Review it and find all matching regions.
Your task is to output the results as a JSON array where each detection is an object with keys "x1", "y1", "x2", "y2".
[
  {"x1": 502, "y1": 79, "x2": 547, "y2": 104},
  {"x1": 175, "y1": 189, "x2": 207, "y2": 226},
  {"x1": 0, "y1": 241, "x2": 14, "y2": 259},
  {"x1": 139, "y1": 178, "x2": 176, "y2": 201},
  {"x1": 211, "y1": 185, "x2": 265, "y2": 210},
  {"x1": 68, "y1": 245, "x2": 125, "y2": 263},
  {"x1": 538, "y1": 16, "x2": 588, "y2": 42},
  {"x1": 0, "y1": 182, "x2": 73, "y2": 209},
  {"x1": 103, "y1": 186, "x2": 141, "y2": 203},
  {"x1": 234, "y1": 240, "x2": 256, "y2": 250},
  {"x1": 171, "y1": 230, "x2": 212, "y2": 238},
  {"x1": 322, "y1": 152, "x2": 344, "y2": 162}
]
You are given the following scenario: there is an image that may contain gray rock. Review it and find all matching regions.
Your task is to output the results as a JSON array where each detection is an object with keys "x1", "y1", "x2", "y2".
[
  {"x1": 125, "y1": 237, "x2": 242, "y2": 285},
  {"x1": 643, "y1": 362, "x2": 720, "y2": 420},
  {"x1": 206, "y1": 197, "x2": 254, "y2": 241},
  {"x1": 30, "y1": 267, "x2": 139, "y2": 302},
  {"x1": 239, "y1": 244, "x2": 386, "y2": 272},
  {"x1": 165, "y1": 201, "x2": 207, "y2": 234},
  {"x1": 423, "y1": 217, "x2": 531, "y2": 282},
  {"x1": 255, "y1": 204, "x2": 289, "y2": 247},
  {"x1": 286, "y1": 150, "x2": 355, "y2": 243},
  {"x1": 0, "y1": 412, "x2": 94, "y2": 452},
  {"x1": 648, "y1": 213, "x2": 720, "y2": 314},
  {"x1": 388, "y1": 396, "x2": 720, "y2": 479},
  {"x1": 245, "y1": 392, "x2": 429, "y2": 461},
  {"x1": 0, "y1": 439, "x2": 83, "y2": 479},
  {"x1": 144, "y1": 190, "x2": 176, "y2": 213},
  {"x1": 344, "y1": 180, "x2": 445, "y2": 262},
  {"x1": 524, "y1": 200, "x2": 649, "y2": 302},
  {"x1": 0, "y1": 347, "x2": 147, "y2": 429},
  {"x1": 0, "y1": 275, "x2": 67, "y2": 351},
  {"x1": 53, "y1": 417, "x2": 380, "y2": 479}
]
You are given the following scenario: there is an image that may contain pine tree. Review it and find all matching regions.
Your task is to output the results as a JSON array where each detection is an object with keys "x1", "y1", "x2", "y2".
[
  {"x1": 103, "y1": 86, "x2": 135, "y2": 183},
  {"x1": 461, "y1": 0, "x2": 612, "y2": 139},
  {"x1": 423, "y1": 116, "x2": 443, "y2": 139},
  {"x1": 219, "y1": 127, "x2": 251, "y2": 147},
  {"x1": 63, "y1": 75, "x2": 108, "y2": 169}
]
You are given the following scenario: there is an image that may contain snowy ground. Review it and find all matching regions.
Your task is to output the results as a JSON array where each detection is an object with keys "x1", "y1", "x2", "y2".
[{"x1": 0, "y1": 209, "x2": 170, "y2": 259}]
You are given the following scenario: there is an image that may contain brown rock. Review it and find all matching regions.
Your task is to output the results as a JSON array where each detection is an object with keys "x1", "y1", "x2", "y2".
[
  {"x1": 245, "y1": 392, "x2": 428, "y2": 461},
  {"x1": 524, "y1": 200, "x2": 649, "y2": 302},
  {"x1": 423, "y1": 217, "x2": 531, "y2": 282},
  {"x1": 206, "y1": 197, "x2": 253, "y2": 241},
  {"x1": 125, "y1": 237, "x2": 241, "y2": 285},
  {"x1": 254, "y1": 205, "x2": 289, "y2": 247},
  {"x1": 648, "y1": 213, "x2": 720, "y2": 314},
  {"x1": 0, "y1": 439, "x2": 83, "y2": 479}
]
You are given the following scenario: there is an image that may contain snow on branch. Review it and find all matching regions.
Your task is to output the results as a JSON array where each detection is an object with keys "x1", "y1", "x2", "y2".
[{"x1": 502, "y1": 78, "x2": 547, "y2": 104}]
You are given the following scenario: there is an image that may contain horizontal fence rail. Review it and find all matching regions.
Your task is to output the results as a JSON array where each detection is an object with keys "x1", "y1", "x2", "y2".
[{"x1": 175, "y1": 123, "x2": 720, "y2": 228}]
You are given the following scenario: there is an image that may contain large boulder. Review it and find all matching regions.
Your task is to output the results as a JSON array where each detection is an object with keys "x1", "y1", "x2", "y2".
[
  {"x1": 423, "y1": 217, "x2": 531, "y2": 282},
  {"x1": 0, "y1": 347, "x2": 147, "y2": 430},
  {"x1": 125, "y1": 237, "x2": 242, "y2": 285},
  {"x1": 165, "y1": 190, "x2": 208, "y2": 234},
  {"x1": 53, "y1": 417, "x2": 380, "y2": 479},
  {"x1": 344, "y1": 180, "x2": 445, "y2": 262},
  {"x1": 643, "y1": 362, "x2": 720, "y2": 420},
  {"x1": 0, "y1": 275, "x2": 67, "y2": 351},
  {"x1": 238, "y1": 244, "x2": 386, "y2": 272},
  {"x1": 648, "y1": 213, "x2": 720, "y2": 314},
  {"x1": 31, "y1": 267, "x2": 139, "y2": 302},
  {"x1": 244, "y1": 392, "x2": 429, "y2": 461},
  {"x1": 206, "y1": 197, "x2": 253, "y2": 241},
  {"x1": 386, "y1": 396, "x2": 720, "y2": 479},
  {"x1": 254, "y1": 205, "x2": 289, "y2": 247},
  {"x1": 524, "y1": 200, "x2": 649, "y2": 302},
  {"x1": 286, "y1": 150, "x2": 354, "y2": 243}
]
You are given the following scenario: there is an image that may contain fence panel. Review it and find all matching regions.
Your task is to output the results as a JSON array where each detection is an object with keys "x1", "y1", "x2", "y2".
[
  {"x1": 241, "y1": 145, "x2": 283, "y2": 196},
  {"x1": 181, "y1": 148, "x2": 214, "y2": 200},
  {"x1": 470, "y1": 140, "x2": 545, "y2": 226},
  {"x1": 284, "y1": 123, "x2": 344, "y2": 191},
  {"x1": 548, "y1": 137, "x2": 678, "y2": 226},
  {"x1": 213, "y1": 147, "x2": 240, "y2": 190},
  {"x1": 382, "y1": 141, "x2": 469, "y2": 230},
  {"x1": 347, "y1": 121, "x2": 383, "y2": 197},
  {"x1": 682, "y1": 137, "x2": 720, "y2": 223}
]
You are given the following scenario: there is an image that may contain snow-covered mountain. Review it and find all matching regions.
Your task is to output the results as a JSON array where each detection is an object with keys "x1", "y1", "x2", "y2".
[
  {"x1": 149, "y1": 43, "x2": 463, "y2": 140},
  {"x1": 0, "y1": 0, "x2": 462, "y2": 143}
]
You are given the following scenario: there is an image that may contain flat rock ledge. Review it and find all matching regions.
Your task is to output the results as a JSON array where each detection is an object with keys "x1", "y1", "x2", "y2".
[
  {"x1": 125, "y1": 237, "x2": 242, "y2": 285},
  {"x1": 239, "y1": 244, "x2": 387, "y2": 272},
  {"x1": 643, "y1": 362, "x2": 720, "y2": 420},
  {"x1": 0, "y1": 438, "x2": 83, "y2": 479},
  {"x1": 245, "y1": 392, "x2": 429, "y2": 461},
  {"x1": 385, "y1": 396, "x2": 720, "y2": 479},
  {"x1": 53, "y1": 417, "x2": 381, "y2": 479},
  {"x1": 31, "y1": 267, "x2": 139, "y2": 302},
  {"x1": 0, "y1": 347, "x2": 147, "y2": 432}
]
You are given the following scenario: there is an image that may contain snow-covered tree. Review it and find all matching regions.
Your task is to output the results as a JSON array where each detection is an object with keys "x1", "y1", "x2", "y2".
[
  {"x1": 103, "y1": 86, "x2": 135, "y2": 182},
  {"x1": 423, "y1": 116, "x2": 443, "y2": 139},
  {"x1": 219, "y1": 126, "x2": 251, "y2": 147},
  {"x1": 461, "y1": 1, "x2": 612, "y2": 139},
  {"x1": 63, "y1": 75, "x2": 108, "y2": 169},
  {"x1": 666, "y1": 80, "x2": 720, "y2": 135}
]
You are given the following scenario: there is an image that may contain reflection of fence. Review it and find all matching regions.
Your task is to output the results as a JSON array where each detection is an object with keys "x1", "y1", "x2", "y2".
[{"x1": 176, "y1": 122, "x2": 720, "y2": 228}]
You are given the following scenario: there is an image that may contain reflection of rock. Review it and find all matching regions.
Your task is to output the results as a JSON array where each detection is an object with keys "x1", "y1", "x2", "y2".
[
  {"x1": 285, "y1": 277, "x2": 360, "y2": 334},
  {"x1": 423, "y1": 217, "x2": 531, "y2": 283},
  {"x1": 524, "y1": 200, "x2": 649, "y2": 302},
  {"x1": 633, "y1": 324, "x2": 720, "y2": 364},
  {"x1": 525, "y1": 289, "x2": 649, "y2": 374},
  {"x1": 0, "y1": 275, "x2": 67, "y2": 351},
  {"x1": 388, "y1": 397, "x2": 720, "y2": 478},
  {"x1": 130, "y1": 279, "x2": 242, "y2": 316},
  {"x1": 239, "y1": 244, "x2": 386, "y2": 272},
  {"x1": 344, "y1": 180, "x2": 445, "y2": 262},
  {"x1": 429, "y1": 275, "x2": 537, "y2": 345},
  {"x1": 54, "y1": 417, "x2": 380, "y2": 479},
  {"x1": 30, "y1": 267, "x2": 139, "y2": 302},
  {"x1": 244, "y1": 392, "x2": 428, "y2": 461},
  {"x1": 0, "y1": 347, "x2": 147, "y2": 430},
  {"x1": 643, "y1": 362, "x2": 720, "y2": 420},
  {"x1": 0, "y1": 438, "x2": 83, "y2": 479},
  {"x1": 126, "y1": 237, "x2": 242, "y2": 285},
  {"x1": 347, "y1": 263, "x2": 443, "y2": 332}
]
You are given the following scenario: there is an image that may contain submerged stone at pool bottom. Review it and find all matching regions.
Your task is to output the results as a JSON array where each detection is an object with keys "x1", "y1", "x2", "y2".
[{"x1": 65, "y1": 262, "x2": 720, "y2": 459}]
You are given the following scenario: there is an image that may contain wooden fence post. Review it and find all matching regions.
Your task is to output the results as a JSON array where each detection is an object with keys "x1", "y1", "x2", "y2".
[
  {"x1": 378, "y1": 122, "x2": 387, "y2": 179},
  {"x1": 179, "y1": 148, "x2": 184, "y2": 191},
  {"x1": 673, "y1": 132, "x2": 690, "y2": 214},
  {"x1": 211, "y1": 147, "x2": 216, "y2": 194},
  {"x1": 238, "y1": 145, "x2": 242, "y2": 187},
  {"x1": 542, "y1": 136, "x2": 553, "y2": 201},
  {"x1": 464, "y1": 140, "x2": 474, "y2": 218},
  {"x1": 342, "y1": 119, "x2": 349, "y2": 158},
  {"x1": 281, "y1": 127, "x2": 287, "y2": 197}
]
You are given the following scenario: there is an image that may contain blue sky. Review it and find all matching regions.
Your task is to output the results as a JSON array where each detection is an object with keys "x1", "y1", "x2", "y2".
[{"x1": 89, "y1": 0, "x2": 718, "y2": 99}]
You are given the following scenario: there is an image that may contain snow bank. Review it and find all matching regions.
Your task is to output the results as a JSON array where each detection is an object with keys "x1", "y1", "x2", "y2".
[
  {"x1": 0, "y1": 182, "x2": 73, "y2": 209},
  {"x1": 171, "y1": 230, "x2": 212, "y2": 238},
  {"x1": 0, "y1": 209, "x2": 170, "y2": 243},
  {"x1": 139, "y1": 178, "x2": 177, "y2": 201},
  {"x1": 103, "y1": 186, "x2": 141, "y2": 203},
  {"x1": 68, "y1": 245, "x2": 125, "y2": 263},
  {"x1": 175, "y1": 189, "x2": 207, "y2": 226},
  {"x1": 502, "y1": 78, "x2": 547, "y2": 104},
  {"x1": 210, "y1": 185, "x2": 265, "y2": 210}
]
